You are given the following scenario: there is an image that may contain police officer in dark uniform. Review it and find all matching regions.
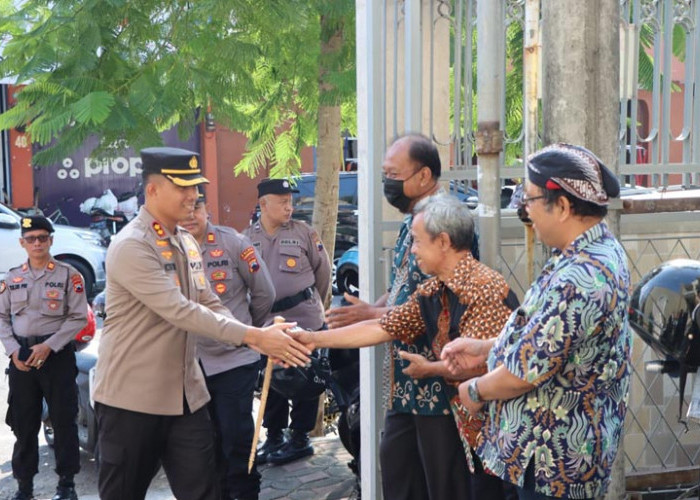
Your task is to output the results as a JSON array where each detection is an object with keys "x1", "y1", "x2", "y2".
[
  {"x1": 244, "y1": 178, "x2": 331, "y2": 465},
  {"x1": 0, "y1": 216, "x2": 88, "y2": 500},
  {"x1": 181, "y1": 190, "x2": 275, "y2": 500}
]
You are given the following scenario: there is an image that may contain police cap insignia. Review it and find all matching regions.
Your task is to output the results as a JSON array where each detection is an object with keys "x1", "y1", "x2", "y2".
[
  {"x1": 20, "y1": 216, "x2": 54, "y2": 234},
  {"x1": 140, "y1": 147, "x2": 209, "y2": 187},
  {"x1": 256, "y1": 178, "x2": 299, "y2": 198}
]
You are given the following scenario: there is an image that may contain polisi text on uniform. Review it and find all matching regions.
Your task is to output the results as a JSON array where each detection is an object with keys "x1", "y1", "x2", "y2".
[
  {"x1": 207, "y1": 260, "x2": 229, "y2": 268},
  {"x1": 45, "y1": 282, "x2": 64, "y2": 288}
]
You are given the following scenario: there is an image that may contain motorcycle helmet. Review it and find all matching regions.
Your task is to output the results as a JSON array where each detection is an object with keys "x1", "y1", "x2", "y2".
[
  {"x1": 270, "y1": 349, "x2": 331, "y2": 400},
  {"x1": 629, "y1": 259, "x2": 700, "y2": 369},
  {"x1": 75, "y1": 305, "x2": 96, "y2": 344}
]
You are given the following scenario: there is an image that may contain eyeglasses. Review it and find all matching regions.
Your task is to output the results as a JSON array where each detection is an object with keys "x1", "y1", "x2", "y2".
[
  {"x1": 519, "y1": 194, "x2": 546, "y2": 206},
  {"x1": 22, "y1": 234, "x2": 51, "y2": 244}
]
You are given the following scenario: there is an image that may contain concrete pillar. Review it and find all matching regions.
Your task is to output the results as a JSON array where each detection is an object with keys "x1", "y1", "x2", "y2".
[{"x1": 541, "y1": 1, "x2": 624, "y2": 498}]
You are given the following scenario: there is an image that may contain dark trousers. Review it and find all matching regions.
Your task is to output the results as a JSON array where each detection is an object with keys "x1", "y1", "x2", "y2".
[
  {"x1": 206, "y1": 362, "x2": 260, "y2": 500},
  {"x1": 95, "y1": 402, "x2": 219, "y2": 500},
  {"x1": 263, "y1": 387, "x2": 320, "y2": 433},
  {"x1": 6, "y1": 346, "x2": 79, "y2": 482},
  {"x1": 380, "y1": 411, "x2": 512, "y2": 500}
]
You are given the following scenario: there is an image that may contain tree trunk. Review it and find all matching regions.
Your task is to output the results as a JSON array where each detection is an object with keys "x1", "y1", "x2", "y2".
[{"x1": 310, "y1": 12, "x2": 344, "y2": 437}]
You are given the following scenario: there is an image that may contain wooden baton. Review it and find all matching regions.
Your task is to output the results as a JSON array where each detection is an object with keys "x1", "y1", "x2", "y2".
[{"x1": 248, "y1": 315, "x2": 285, "y2": 473}]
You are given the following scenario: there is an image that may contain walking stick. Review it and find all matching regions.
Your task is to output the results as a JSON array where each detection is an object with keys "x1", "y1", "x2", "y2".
[{"x1": 248, "y1": 315, "x2": 285, "y2": 473}]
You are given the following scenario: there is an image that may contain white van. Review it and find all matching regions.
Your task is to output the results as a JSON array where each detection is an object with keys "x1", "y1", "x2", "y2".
[{"x1": 0, "y1": 202, "x2": 107, "y2": 297}]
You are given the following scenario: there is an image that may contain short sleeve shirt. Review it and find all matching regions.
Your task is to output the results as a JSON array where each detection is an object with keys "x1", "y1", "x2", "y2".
[{"x1": 478, "y1": 222, "x2": 631, "y2": 499}]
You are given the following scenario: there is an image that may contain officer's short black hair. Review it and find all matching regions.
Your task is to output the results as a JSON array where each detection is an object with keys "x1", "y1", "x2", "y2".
[{"x1": 395, "y1": 133, "x2": 441, "y2": 179}]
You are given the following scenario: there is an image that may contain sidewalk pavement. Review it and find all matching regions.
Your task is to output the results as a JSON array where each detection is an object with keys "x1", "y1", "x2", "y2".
[
  {"x1": 74, "y1": 434, "x2": 359, "y2": 500},
  {"x1": 259, "y1": 435, "x2": 360, "y2": 500}
]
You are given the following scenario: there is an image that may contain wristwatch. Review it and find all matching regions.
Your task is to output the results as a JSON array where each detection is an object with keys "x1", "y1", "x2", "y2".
[{"x1": 468, "y1": 378, "x2": 482, "y2": 403}]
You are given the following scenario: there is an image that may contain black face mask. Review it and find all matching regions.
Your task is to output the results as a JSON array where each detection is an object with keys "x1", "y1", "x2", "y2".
[
  {"x1": 382, "y1": 177, "x2": 413, "y2": 213},
  {"x1": 383, "y1": 168, "x2": 424, "y2": 213}
]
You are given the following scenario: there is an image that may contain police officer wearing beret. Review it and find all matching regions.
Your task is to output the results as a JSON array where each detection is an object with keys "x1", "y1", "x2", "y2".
[
  {"x1": 0, "y1": 216, "x2": 88, "y2": 500},
  {"x1": 180, "y1": 190, "x2": 275, "y2": 500},
  {"x1": 92, "y1": 148, "x2": 310, "y2": 500},
  {"x1": 244, "y1": 178, "x2": 331, "y2": 465}
]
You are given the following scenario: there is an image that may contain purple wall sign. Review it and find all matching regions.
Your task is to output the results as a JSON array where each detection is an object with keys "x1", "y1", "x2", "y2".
[{"x1": 32, "y1": 128, "x2": 199, "y2": 227}]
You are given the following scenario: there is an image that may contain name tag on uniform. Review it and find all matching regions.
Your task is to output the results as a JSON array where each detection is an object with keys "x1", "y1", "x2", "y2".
[
  {"x1": 9, "y1": 283, "x2": 28, "y2": 290},
  {"x1": 164, "y1": 263, "x2": 177, "y2": 271},
  {"x1": 251, "y1": 242, "x2": 261, "y2": 248},
  {"x1": 45, "y1": 282, "x2": 64, "y2": 288},
  {"x1": 189, "y1": 261, "x2": 203, "y2": 271},
  {"x1": 280, "y1": 239, "x2": 300, "y2": 246}
]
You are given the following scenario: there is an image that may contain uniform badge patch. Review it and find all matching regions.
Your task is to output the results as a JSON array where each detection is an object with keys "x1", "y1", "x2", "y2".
[
  {"x1": 210, "y1": 249, "x2": 224, "y2": 258},
  {"x1": 152, "y1": 221, "x2": 165, "y2": 237},
  {"x1": 188, "y1": 249, "x2": 200, "y2": 259},
  {"x1": 207, "y1": 232, "x2": 215, "y2": 244},
  {"x1": 240, "y1": 246, "x2": 260, "y2": 273},
  {"x1": 71, "y1": 274, "x2": 84, "y2": 294},
  {"x1": 286, "y1": 258, "x2": 297, "y2": 268},
  {"x1": 46, "y1": 290, "x2": 60, "y2": 299},
  {"x1": 21, "y1": 263, "x2": 28, "y2": 272},
  {"x1": 161, "y1": 251, "x2": 173, "y2": 260},
  {"x1": 0, "y1": 281, "x2": 5, "y2": 294},
  {"x1": 47, "y1": 261, "x2": 55, "y2": 271},
  {"x1": 215, "y1": 283, "x2": 227, "y2": 294},
  {"x1": 211, "y1": 270, "x2": 227, "y2": 281},
  {"x1": 48, "y1": 300, "x2": 60, "y2": 310},
  {"x1": 313, "y1": 234, "x2": 324, "y2": 251},
  {"x1": 199, "y1": 275, "x2": 207, "y2": 287},
  {"x1": 12, "y1": 276, "x2": 24, "y2": 283},
  {"x1": 156, "y1": 239, "x2": 169, "y2": 247}
]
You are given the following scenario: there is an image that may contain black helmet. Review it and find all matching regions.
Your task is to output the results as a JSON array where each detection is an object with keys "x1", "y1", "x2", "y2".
[
  {"x1": 270, "y1": 349, "x2": 331, "y2": 400},
  {"x1": 629, "y1": 259, "x2": 700, "y2": 368}
]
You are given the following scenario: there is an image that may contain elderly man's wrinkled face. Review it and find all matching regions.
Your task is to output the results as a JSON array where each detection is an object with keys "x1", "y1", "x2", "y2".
[
  {"x1": 410, "y1": 213, "x2": 442, "y2": 276},
  {"x1": 260, "y1": 193, "x2": 293, "y2": 226}
]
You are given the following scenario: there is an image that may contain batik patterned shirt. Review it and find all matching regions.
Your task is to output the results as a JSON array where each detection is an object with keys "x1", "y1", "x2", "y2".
[
  {"x1": 385, "y1": 214, "x2": 451, "y2": 415},
  {"x1": 380, "y1": 253, "x2": 517, "y2": 463},
  {"x1": 478, "y1": 222, "x2": 631, "y2": 499}
]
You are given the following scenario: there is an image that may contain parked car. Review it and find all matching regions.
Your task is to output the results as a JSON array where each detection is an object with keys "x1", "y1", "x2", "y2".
[{"x1": 0, "y1": 202, "x2": 107, "y2": 297}]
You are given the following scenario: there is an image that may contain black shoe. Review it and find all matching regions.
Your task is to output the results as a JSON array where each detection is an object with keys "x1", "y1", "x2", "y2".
[
  {"x1": 256, "y1": 430, "x2": 286, "y2": 465},
  {"x1": 11, "y1": 491, "x2": 34, "y2": 500},
  {"x1": 52, "y1": 485, "x2": 78, "y2": 500},
  {"x1": 267, "y1": 430, "x2": 314, "y2": 465}
]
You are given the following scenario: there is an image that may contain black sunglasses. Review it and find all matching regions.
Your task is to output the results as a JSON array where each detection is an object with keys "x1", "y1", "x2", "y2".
[{"x1": 22, "y1": 234, "x2": 51, "y2": 244}]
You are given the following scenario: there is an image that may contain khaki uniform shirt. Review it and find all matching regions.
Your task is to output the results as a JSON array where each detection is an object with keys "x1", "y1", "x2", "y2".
[
  {"x1": 0, "y1": 258, "x2": 88, "y2": 355},
  {"x1": 197, "y1": 222, "x2": 275, "y2": 377},
  {"x1": 92, "y1": 208, "x2": 249, "y2": 416},
  {"x1": 244, "y1": 219, "x2": 330, "y2": 330}
]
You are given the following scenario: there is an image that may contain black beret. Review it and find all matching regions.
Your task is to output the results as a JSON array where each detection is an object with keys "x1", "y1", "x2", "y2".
[
  {"x1": 21, "y1": 215, "x2": 54, "y2": 234},
  {"x1": 527, "y1": 143, "x2": 620, "y2": 205},
  {"x1": 257, "y1": 178, "x2": 299, "y2": 198},
  {"x1": 141, "y1": 147, "x2": 209, "y2": 187}
]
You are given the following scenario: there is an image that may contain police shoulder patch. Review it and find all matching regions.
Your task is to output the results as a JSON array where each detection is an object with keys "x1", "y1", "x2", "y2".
[{"x1": 71, "y1": 274, "x2": 84, "y2": 294}]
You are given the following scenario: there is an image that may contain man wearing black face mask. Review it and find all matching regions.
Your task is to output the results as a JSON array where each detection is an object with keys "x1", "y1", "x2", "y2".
[{"x1": 325, "y1": 134, "x2": 478, "y2": 500}]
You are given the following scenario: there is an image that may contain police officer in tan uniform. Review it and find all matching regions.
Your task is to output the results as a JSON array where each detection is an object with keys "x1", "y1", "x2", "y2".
[
  {"x1": 180, "y1": 190, "x2": 274, "y2": 500},
  {"x1": 92, "y1": 148, "x2": 310, "y2": 500},
  {"x1": 0, "y1": 216, "x2": 88, "y2": 500},
  {"x1": 244, "y1": 178, "x2": 331, "y2": 465}
]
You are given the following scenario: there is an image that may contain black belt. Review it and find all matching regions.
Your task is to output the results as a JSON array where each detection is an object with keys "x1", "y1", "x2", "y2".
[
  {"x1": 14, "y1": 334, "x2": 54, "y2": 348},
  {"x1": 271, "y1": 287, "x2": 315, "y2": 313}
]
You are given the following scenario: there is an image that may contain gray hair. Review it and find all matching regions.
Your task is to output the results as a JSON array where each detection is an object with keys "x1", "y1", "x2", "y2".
[{"x1": 413, "y1": 194, "x2": 474, "y2": 252}]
